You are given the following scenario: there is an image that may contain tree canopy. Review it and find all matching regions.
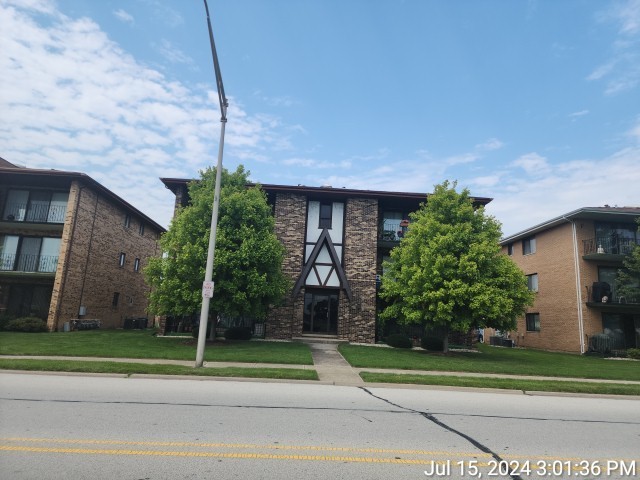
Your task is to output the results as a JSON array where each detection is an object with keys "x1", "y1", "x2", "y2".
[
  {"x1": 380, "y1": 181, "x2": 534, "y2": 349},
  {"x1": 145, "y1": 165, "x2": 289, "y2": 320}
]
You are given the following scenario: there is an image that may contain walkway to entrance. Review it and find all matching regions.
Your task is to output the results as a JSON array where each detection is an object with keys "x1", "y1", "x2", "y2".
[{"x1": 299, "y1": 338, "x2": 364, "y2": 386}]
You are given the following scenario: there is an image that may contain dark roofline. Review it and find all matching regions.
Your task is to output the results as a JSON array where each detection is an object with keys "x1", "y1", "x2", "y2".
[
  {"x1": 160, "y1": 178, "x2": 493, "y2": 206},
  {"x1": 3, "y1": 166, "x2": 166, "y2": 232},
  {"x1": 500, "y1": 207, "x2": 640, "y2": 244}
]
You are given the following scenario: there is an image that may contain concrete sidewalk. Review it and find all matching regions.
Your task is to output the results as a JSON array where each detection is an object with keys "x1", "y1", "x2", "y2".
[{"x1": 3, "y1": 342, "x2": 640, "y2": 388}]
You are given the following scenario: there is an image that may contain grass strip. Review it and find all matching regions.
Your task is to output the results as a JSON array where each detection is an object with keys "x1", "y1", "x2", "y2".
[
  {"x1": 360, "y1": 372, "x2": 640, "y2": 396},
  {"x1": 0, "y1": 359, "x2": 318, "y2": 381},
  {"x1": 340, "y1": 344, "x2": 640, "y2": 381},
  {"x1": 0, "y1": 330, "x2": 313, "y2": 365}
]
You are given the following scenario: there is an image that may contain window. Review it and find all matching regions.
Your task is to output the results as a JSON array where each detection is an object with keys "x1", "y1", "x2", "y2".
[
  {"x1": 139, "y1": 223, "x2": 145, "y2": 236},
  {"x1": 526, "y1": 313, "x2": 540, "y2": 332},
  {"x1": 3, "y1": 189, "x2": 68, "y2": 223},
  {"x1": 124, "y1": 214, "x2": 131, "y2": 228},
  {"x1": 112, "y1": 292, "x2": 120, "y2": 307},
  {"x1": 526, "y1": 273, "x2": 539, "y2": 292},
  {"x1": 523, "y1": 236, "x2": 536, "y2": 255},
  {"x1": 507, "y1": 243, "x2": 514, "y2": 256},
  {"x1": 0, "y1": 235, "x2": 60, "y2": 272},
  {"x1": 119, "y1": 252, "x2": 126, "y2": 267},
  {"x1": 134, "y1": 258, "x2": 140, "y2": 272},
  {"x1": 319, "y1": 203, "x2": 332, "y2": 229}
]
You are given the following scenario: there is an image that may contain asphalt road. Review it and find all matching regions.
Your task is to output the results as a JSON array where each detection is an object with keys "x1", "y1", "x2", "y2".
[{"x1": 1, "y1": 373, "x2": 639, "y2": 480}]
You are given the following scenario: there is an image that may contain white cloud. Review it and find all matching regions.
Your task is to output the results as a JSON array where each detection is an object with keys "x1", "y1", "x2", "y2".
[
  {"x1": 483, "y1": 147, "x2": 640, "y2": 236},
  {"x1": 590, "y1": 1, "x2": 640, "y2": 95},
  {"x1": 475, "y1": 138, "x2": 504, "y2": 151},
  {"x1": 113, "y1": 9, "x2": 134, "y2": 25},
  {"x1": 629, "y1": 118, "x2": 640, "y2": 141},
  {"x1": 609, "y1": 0, "x2": 640, "y2": 35},
  {"x1": 153, "y1": 39, "x2": 193, "y2": 65},
  {"x1": 512, "y1": 152, "x2": 551, "y2": 176},
  {"x1": 568, "y1": 109, "x2": 589, "y2": 119},
  {"x1": 0, "y1": 3, "x2": 298, "y2": 228}
]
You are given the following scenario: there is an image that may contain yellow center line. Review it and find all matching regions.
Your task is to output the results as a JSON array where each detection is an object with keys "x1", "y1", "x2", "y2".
[
  {"x1": 2, "y1": 438, "x2": 638, "y2": 466},
  {"x1": 0, "y1": 445, "x2": 447, "y2": 464}
]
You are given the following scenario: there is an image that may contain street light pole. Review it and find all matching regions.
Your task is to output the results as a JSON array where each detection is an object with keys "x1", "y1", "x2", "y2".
[{"x1": 195, "y1": 0, "x2": 228, "y2": 368}]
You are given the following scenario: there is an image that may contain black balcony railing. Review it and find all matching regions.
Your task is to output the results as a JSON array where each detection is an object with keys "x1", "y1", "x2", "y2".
[
  {"x1": 3, "y1": 202, "x2": 67, "y2": 224},
  {"x1": 586, "y1": 284, "x2": 639, "y2": 305},
  {"x1": 0, "y1": 253, "x2": 59, "y2": 273},
  {"x1": 582, "y1": 236, "x2": 638, "y2": 256},
  {"x1": 379, "y1": 219, "x2": 410, "y2": 242}
]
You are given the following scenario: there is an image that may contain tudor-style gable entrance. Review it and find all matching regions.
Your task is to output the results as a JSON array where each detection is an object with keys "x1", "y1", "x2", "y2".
[{"x1": 303, "y1": 289, "x2": 338, "y2": 334}]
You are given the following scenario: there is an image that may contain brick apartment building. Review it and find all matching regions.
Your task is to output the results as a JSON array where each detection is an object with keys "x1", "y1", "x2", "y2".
[
  {"x1": 161, "y1": 179, "x2": 491, "y2": 343},
  {"x1": 500, "y1": 207, "x2": 640, "y2": 353},
  {"x1": 0, "y1": 158, "x2": 165, "y2": 331}
]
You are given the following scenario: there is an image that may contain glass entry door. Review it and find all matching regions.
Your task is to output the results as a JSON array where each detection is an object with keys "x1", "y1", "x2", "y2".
[{"x1": 303, "y1": 290, "x2": 338, "y2": 334}]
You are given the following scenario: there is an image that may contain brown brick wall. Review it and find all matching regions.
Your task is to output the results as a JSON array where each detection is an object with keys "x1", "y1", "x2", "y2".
[
  {"x1": 339, "y1": 198, "x2": 378, "y2": 343},
  {"x1": 503, "y1": 219, "x2": 615, "y2": 353},
  {"x1": 266, "y1": 193, "x2": 307, "y2": 339},
  {"x1": 49, "y1": 180, "x2": 162, "y2": 330}
]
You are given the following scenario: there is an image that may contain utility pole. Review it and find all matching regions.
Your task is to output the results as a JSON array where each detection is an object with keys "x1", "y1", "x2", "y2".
[{"x1": 195, "y1": 0, "x2": 228, "y2": 368}]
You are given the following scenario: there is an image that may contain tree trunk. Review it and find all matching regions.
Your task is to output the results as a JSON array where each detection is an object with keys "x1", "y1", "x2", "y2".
[{"x1": 442, "y1": 327, "x2": 449, "y2": 354}]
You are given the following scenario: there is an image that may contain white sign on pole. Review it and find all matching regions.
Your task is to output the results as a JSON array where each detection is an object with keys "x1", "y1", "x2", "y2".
[{"x1": 202, "y1": 281, "x2": 214, "y2": 298}]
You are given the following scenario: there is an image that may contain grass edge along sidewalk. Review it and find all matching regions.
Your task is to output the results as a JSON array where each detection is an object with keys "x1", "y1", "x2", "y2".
[
  {"x1": 339, "y1": 343, "x2": 640, "y2": 381},
  {"x1": 359, "y1": 372, "x2": 640, "y2": 396},
  {"x1": 0, "y1": 358, "x2": 319, "y2": 381}
]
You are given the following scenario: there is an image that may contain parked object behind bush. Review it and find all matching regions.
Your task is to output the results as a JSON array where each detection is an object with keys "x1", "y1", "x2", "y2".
[
  {"x1": 224, "y1": 326, "x2": 252, "y2": 341},
  {"x1": 386, "y1": 333, "x2": 412, "y2": 349},
  {"x1": 627, "y1": 348, "x2": 640, "y2": 360},
  {"x1": 4, "y1": 317, "x2": 47, "y2": 333},
  {"x1": 588, "y1": 334, "x2": 613, "y2": 355}
]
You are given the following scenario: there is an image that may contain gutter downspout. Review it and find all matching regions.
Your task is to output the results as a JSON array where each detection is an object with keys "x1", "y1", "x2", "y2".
[{"x1": 563, "y1": 216, "x2": 585, "y2": 353}]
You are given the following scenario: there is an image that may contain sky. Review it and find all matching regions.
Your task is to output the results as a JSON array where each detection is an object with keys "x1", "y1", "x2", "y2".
[{"x1": 1, "y1": 0, "x2": 639, "y2": 236}]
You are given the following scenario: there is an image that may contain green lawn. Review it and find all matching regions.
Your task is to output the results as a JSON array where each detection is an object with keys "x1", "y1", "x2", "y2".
[
  {"x1": 0, "y1": 330, "x2": 313, "y2": 365},
  {"x1": 340, "y1": 344, "x2": 640, "y2": 381},
  {"x1": 0, "y1": 359, "x2": 318, "y2": 380},
  {"x1": 360, "y1": 372, "x2": 640, "y2": 396}
]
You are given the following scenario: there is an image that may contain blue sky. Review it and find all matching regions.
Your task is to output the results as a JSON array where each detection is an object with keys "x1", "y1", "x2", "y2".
[{"x1": 1, "y1": 0, "x2": 639, "y2": 236}]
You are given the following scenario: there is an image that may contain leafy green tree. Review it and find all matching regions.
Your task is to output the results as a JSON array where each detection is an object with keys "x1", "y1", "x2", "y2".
[
  {"x1": 145, "y1": 165, "x2": 289, "y2": 321},
  {"x1": 616, "y1": 219, "x2": 640, "y2": 303},
  {"x1": 380, "y1": 181, "x2": 534, "y2": 352}
]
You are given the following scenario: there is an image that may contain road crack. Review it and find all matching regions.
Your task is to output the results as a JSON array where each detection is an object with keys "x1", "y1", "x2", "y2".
[{"x1": 359, "y1": 387, "x2": 523, "y2": 480}]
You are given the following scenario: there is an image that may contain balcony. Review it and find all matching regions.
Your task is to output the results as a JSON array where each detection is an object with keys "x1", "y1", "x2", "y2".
[
  {"x1": 0, "y1": 253, "x2": 59, "y2": 274},
  {"x1": 585, "y1": 283, "x2": 640, "y2": 313},
  {"x1": 582, "y1": 236, "x2": 638, "y2": 261},
  {"x1": 3, "y1": 202, "x2": 67, "y2": 224},
  {"x1": 378, "y1": 219, "x2": 410, "y2": 247}
]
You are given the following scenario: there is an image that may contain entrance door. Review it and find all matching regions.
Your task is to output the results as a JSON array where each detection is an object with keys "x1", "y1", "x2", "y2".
[{"x1": 303, "y1": 290, "x2": 338, "y2": 334}]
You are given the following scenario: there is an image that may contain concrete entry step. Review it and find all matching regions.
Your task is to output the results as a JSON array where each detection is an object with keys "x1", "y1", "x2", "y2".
[{"x1": 292, "y1": 335, "x2": 346, "y2": 345}]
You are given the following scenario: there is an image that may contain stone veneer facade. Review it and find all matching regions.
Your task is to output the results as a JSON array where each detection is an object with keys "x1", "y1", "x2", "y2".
[{"x1": 266, "y1": 193, "x2": 378, "y2": 343}]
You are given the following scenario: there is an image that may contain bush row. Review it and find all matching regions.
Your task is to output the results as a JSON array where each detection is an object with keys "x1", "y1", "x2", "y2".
[{"x1": 2, "y1": 316, "x2": 47, "y2": 332}]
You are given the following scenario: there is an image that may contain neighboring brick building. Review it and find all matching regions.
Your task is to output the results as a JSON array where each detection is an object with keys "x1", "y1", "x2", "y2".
[
  {"x1": 161, "y1": 180, "x2": 491, "y2": 343},
  {"x1": 500, "y1": 207, "x2": 640, "y2": 353},
  {"x1": 0, "y1": 160, "x2": 165, "y2": 331}
]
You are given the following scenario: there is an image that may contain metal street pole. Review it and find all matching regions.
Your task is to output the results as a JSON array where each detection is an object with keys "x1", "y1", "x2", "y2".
[{"x1": 195, "y1": 0, "x2": 228, "y2": 368}]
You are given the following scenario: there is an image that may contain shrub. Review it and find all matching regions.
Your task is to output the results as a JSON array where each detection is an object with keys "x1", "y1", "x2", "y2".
[
  {"x1": 385, "y1": 333, "x2": 412, "y2": 349},
  {"x1": 5, "y1": 317, "x2": 47, "y2": 333},
  {"x1": 421, "y1": 336, "x2": 444, "y2": 351},
  {"x1": 0, "y1": 313, "x2": 15, "y2": 331},
  {"x1": 224, "y1": 326, "x2": 252, "y2": 341},
  {"x1": 627, "y1": 348, "x2": 640, "y2": 360}
]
